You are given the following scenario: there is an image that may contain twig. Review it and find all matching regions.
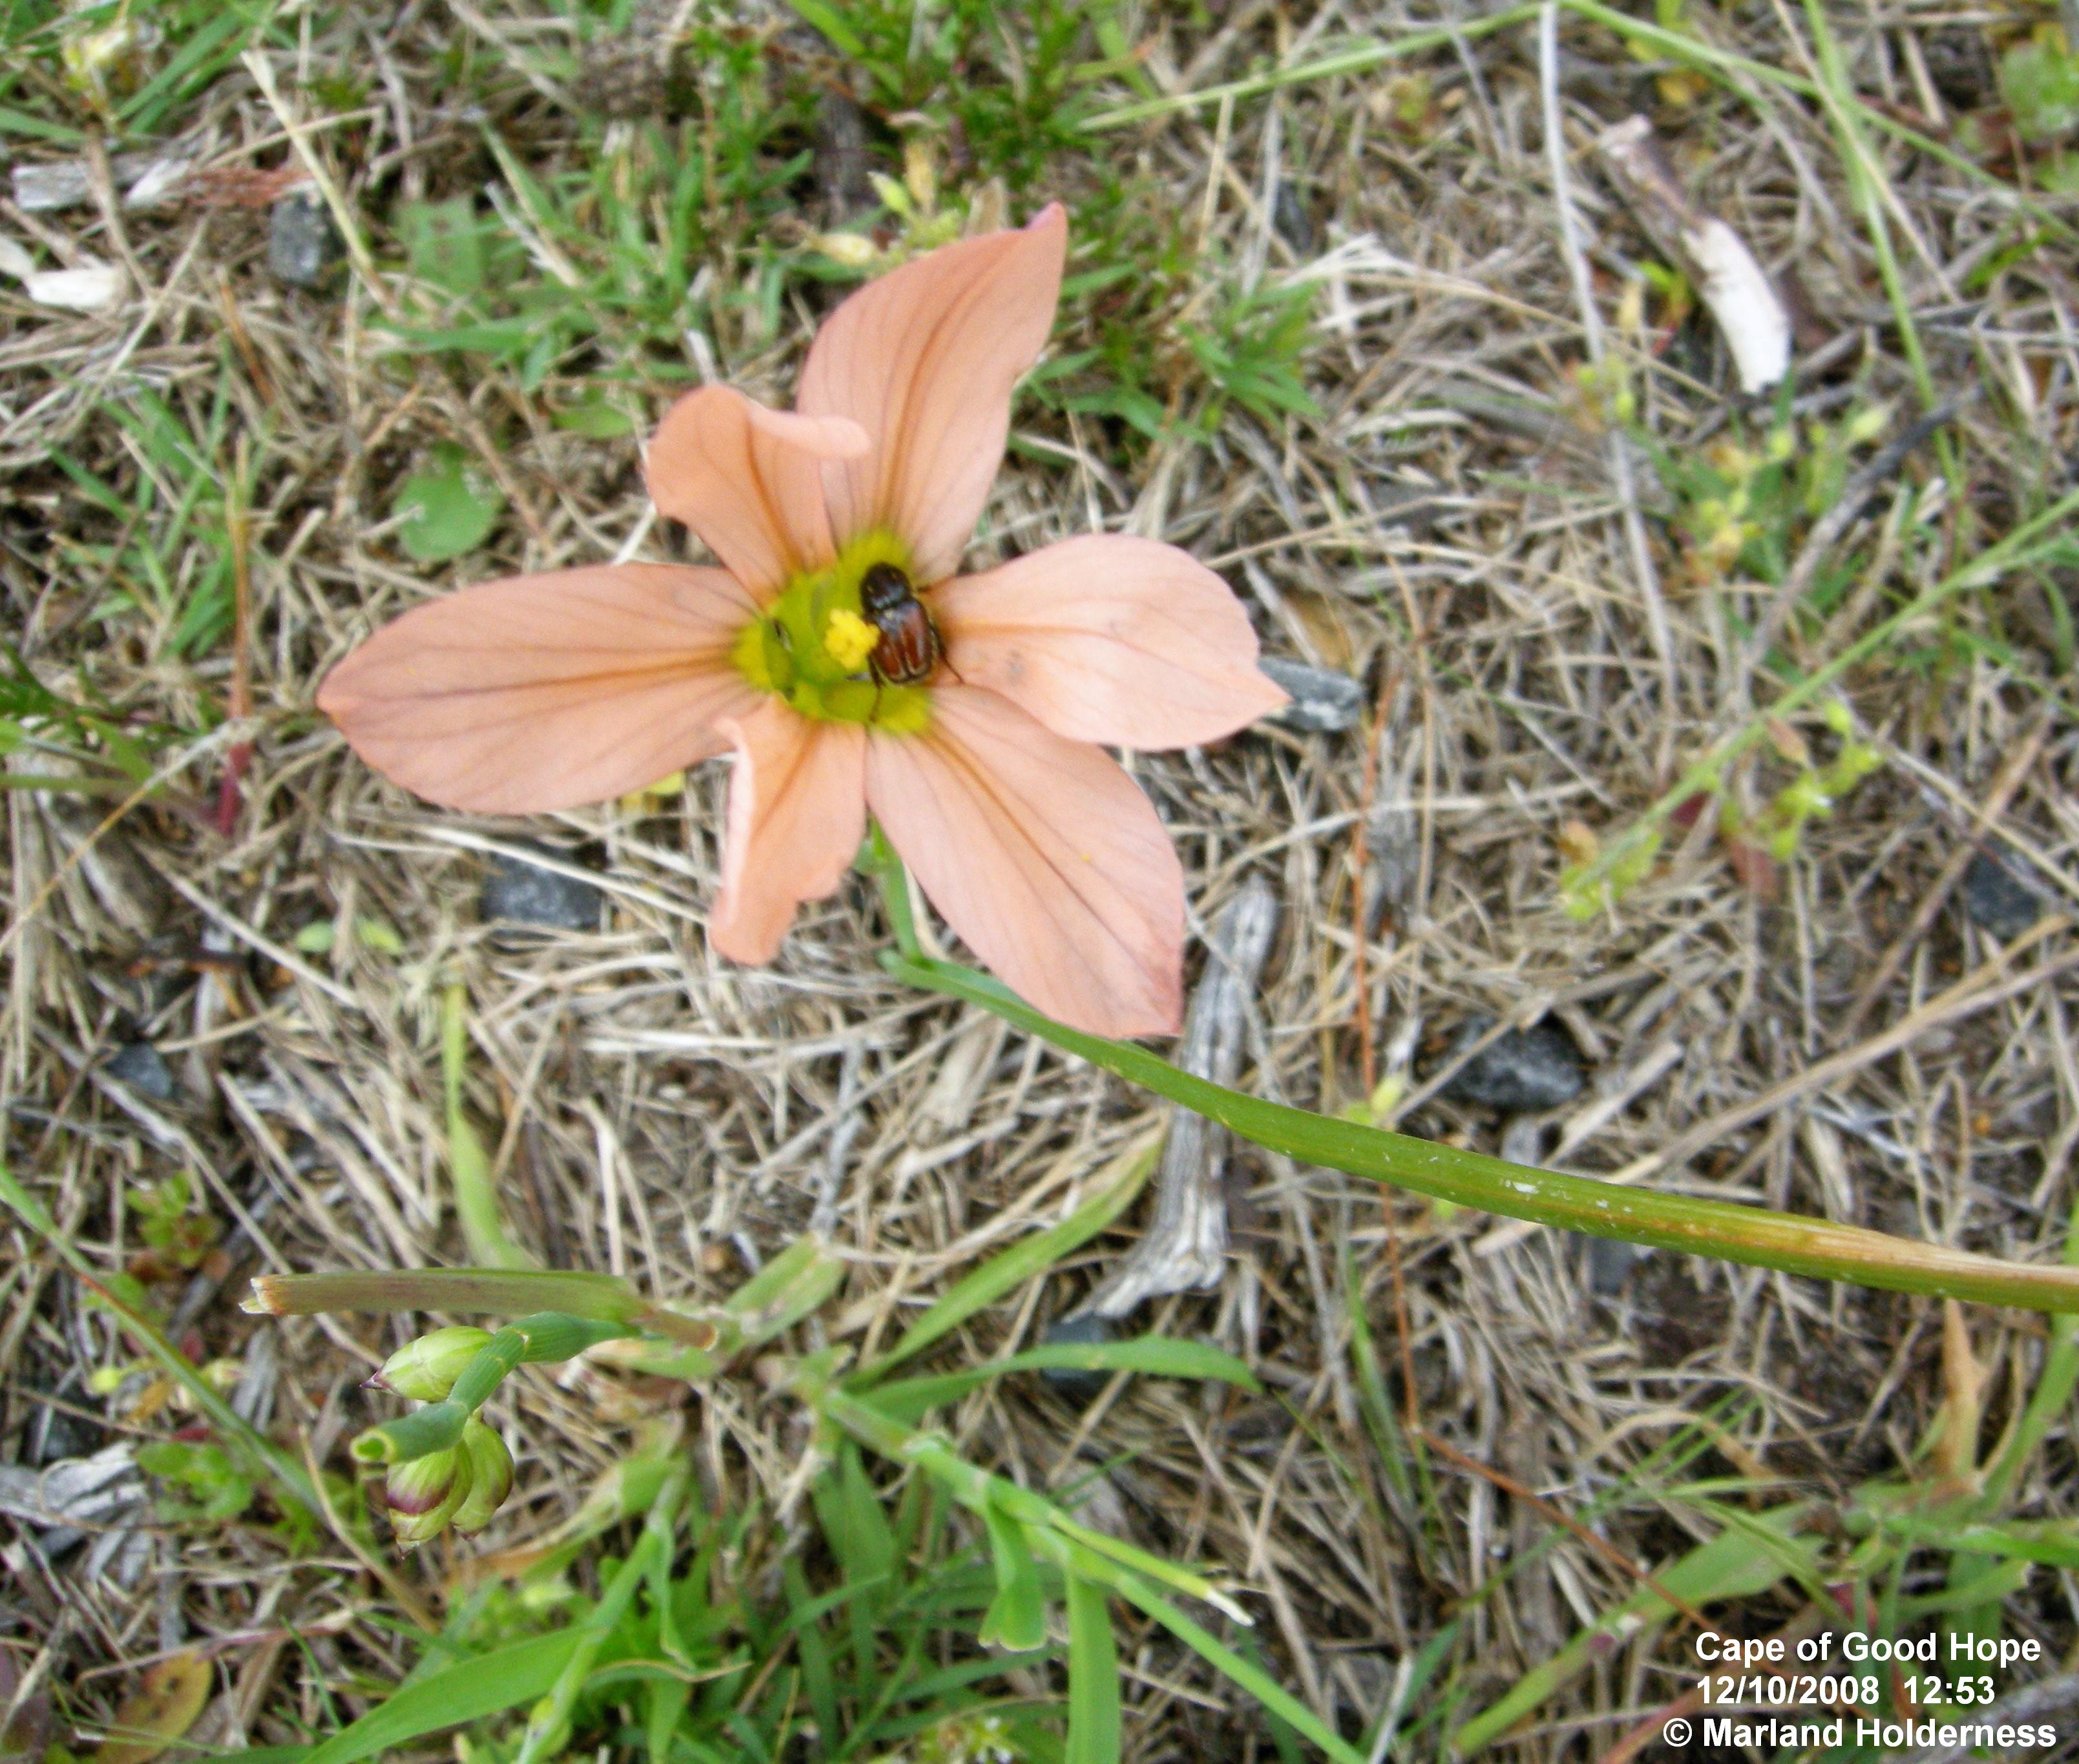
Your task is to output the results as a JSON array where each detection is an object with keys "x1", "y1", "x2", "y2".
[
  {"x1": 1593, "y1": 115, "x2": 1790, "y2": 394},
  {"x1": 1538, "y1": 6, "x2": 1676, "y2": 706}
]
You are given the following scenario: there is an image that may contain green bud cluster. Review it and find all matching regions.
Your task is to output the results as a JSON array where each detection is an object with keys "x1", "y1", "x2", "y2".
[
  {"x1": 357, "y1": 1312, "x2": 634, "y2": 1551},
  {"x1": 383, "y1": 1418, "x2": 513, "y2": 1547}
]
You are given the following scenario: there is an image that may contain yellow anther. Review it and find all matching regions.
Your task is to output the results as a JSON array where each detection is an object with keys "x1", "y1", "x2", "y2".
[{"x1": 824, "y1": 607, "x2": 879, "y2": 673}]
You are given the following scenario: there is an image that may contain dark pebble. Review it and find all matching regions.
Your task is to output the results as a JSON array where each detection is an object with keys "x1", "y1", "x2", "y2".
[
  {"x1": 1271, "y1": 184, "x2": 1316, "y2": 255},
  {"x1": 1258, "y1": 656, "x2": 1364, "y2": 733},
  {"x1": 480, "y1": 844, "x2": 603, "y2": 933},
  {"x1": 1441, "y1": 1016, "x2": 1586, "y2": 1114},
  {"x1": 105, "y1": 1040, "x2": 177, "y2": 1103},
  {"x1": 1037, "y1": 1314, "x2": 1116, "y2": 1408},
  {"x1": 26, "y1": 1380, "x2": 104, "y2": 1466},
  {"x1": 1962, "y1": 846, "x2": 2044, "y2": 941},
  {"x1": 268, "y1": 188, "x2": 339, "y2": 289}
]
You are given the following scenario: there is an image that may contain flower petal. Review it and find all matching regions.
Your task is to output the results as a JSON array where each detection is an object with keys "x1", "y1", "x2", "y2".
[
  {"x1": 710, "y1": 700, "x2": 866, "y2": 963},
  {"x1": 318, "y1": 564, "x2": 761, "y2": 814},
  {"x1": 865, "y1": 686, "x2": 1183, "y2": 1037},
  {"x1": 797, "y1": 205, "x2": 1068, "y2": 585},
  {"x1": 935, "y1": 534, "x2": 1289, "y2": 750},
  {"x1": 646, "y1": 386, "x2": 870, "y2": 595}
]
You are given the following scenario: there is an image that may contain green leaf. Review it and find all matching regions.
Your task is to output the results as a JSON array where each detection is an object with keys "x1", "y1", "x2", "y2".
[
  {"x1": 977, "y1": 1504, "x2": 1046, "y2": 1652},
  {"x1": 2001, "y1": 32, "x2": 2079, "y2": 144},
  {"x1": 355, "y1": 916, "x2": 404, "y2": 954},
  {"x1": 134, "y1": 1440, "x2": 255, "y2": 1524},
  {"x1": 857, "y1": 1135, "x2": 1156, "y2": 1379},
  {"x1": 1063, "y1": 1575, "x2": 1120, "y2": 1764},
  {"x1": 553, "y1": 395, "x2": 636, "y2": 437},
  {"x1": 397, "y1": 198, "x2": 487, "y2": 293},
  {"x1": 871, "y1": 1333, "x2": 1258, "y2": 1422},
  {"x1": 301, "y1": 1633, "x2": 581, "y2": 1764},
  {"x1": 393, "y1": 446, "x2": 503, "y2": 565},
  {"x1": 381, "y1": 317, "x2": 542, "y2": 355}
]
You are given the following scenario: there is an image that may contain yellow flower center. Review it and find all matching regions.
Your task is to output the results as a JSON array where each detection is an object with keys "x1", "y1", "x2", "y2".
[{"x1": 730, "y1": 531, "x2": 933, "y2": 733}]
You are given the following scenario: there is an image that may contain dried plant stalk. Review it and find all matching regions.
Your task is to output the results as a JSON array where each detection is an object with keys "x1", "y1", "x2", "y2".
[
  {"x1": 1089, "y1": 876, "x2": 1281, "y2": 1319},
  {"x1": 1594, "y1": 114, "x2": 1791, "y2": 394}
]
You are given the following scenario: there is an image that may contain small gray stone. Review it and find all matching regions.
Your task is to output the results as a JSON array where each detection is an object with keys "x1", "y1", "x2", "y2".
[
  {"x1": 1441, "y1": 1016, "x2": 1586, "y2": 1114},
  {"x1": 1586, "y1": 1236, "x2": 1651, "y2": 1296},
  {"x1": 268, "y1": 188, "x2": 339, "y2": 289},
  {"x1": 105, "y1": 1040, "x2": 176, "y2": 1102},
  {"x1": 1037, "y1": 1313, "x2": 1116, "y2": 1408},
  {"x1": 1962, "y1": 846, "x2": 2044, "y2": 941},
  {"x1": 480, "y1": 844, "x2": 602, "y2": 933},
  {"x1": 1258, "y1": 656, "x2": 1364, "y2": 733}
]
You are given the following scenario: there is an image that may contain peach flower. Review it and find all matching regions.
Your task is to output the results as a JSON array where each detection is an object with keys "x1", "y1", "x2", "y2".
[{"x1": 319, "y1": 207, "x2": 1285, "y2": 1036}]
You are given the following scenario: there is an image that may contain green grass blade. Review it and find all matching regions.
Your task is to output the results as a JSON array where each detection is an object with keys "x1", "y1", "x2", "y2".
[
  {"x1": 1064, "y1": 1573, "x2": 1121, "y2": 1764},
  {"x1": 443, "y1": 983, "x2": 533, "y2": 1270},
  {"x1": 1079, "y1": 6, "x2": 1538, "y2": 129},
  {"x1": 1452, "y1": 1506, "x2": 1817, "y2": 1754},
  {"x1": 869, "y1": 1334, "x2": 1259, "y2": 1421},
  {"x1": 783, "y1": 0, "x2": 863, "y2": 56},
  {"x1": 1082, "y1": 1545, "x2": 1361, "y2": 1764},
  {"x1": 857, "y1": 1135, "x2": 1157, "y2": 1378}
]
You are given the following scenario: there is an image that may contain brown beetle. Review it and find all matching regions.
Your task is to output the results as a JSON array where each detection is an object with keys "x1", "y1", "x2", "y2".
[{"x1": 858, "y1": 562, "x2": 945, "y2": 688}]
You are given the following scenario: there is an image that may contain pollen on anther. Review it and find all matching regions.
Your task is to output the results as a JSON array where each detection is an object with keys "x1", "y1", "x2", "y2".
[{"x1": 824, "y1": 608, "x2": 879, "y2": 672}]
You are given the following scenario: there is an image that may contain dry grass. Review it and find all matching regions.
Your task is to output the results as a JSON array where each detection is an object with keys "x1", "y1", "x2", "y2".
[{"x1": 5, "y1": 1, "x2": 2079, "y2": 1759}]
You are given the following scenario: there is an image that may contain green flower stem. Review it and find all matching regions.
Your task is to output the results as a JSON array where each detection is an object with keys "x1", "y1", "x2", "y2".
[
  {"x1": 611, "y1": 1236, "x2": 847, "y2": 1378},
  {"x1": 357, "y1": 1399, "x2": 468, "y2": 1464},
  {"x1": 447, "y1": 1327, "x2": 529, "y2": 1412},
  {"x1": 860, "y1": 822, "x2": 922, "y2": 960},
  {"x1": 248, "y1": 1268, "x2": 642, "y2": 1320},
  {"x1": 245, "y1": 1266, "x2": 722, "y2": 1350},
  {"x1": 887, "y1": 954, "x2": 2079, "y2": 1314}
]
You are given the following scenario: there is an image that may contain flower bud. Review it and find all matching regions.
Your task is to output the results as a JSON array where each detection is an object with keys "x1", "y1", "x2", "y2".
[
  {"x1": 810, "y1": 231, "x2": 879, "y2": 269},
  {"x1": 384, "y1": 1445, "x2": 472, "y2": 1546},
  {"x1": 369, "y1": 1327, "x2": 492, "y2": 1402},
  {"x1": 450, "y1": 1420, "x2": 514, "y2": 1534}
]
